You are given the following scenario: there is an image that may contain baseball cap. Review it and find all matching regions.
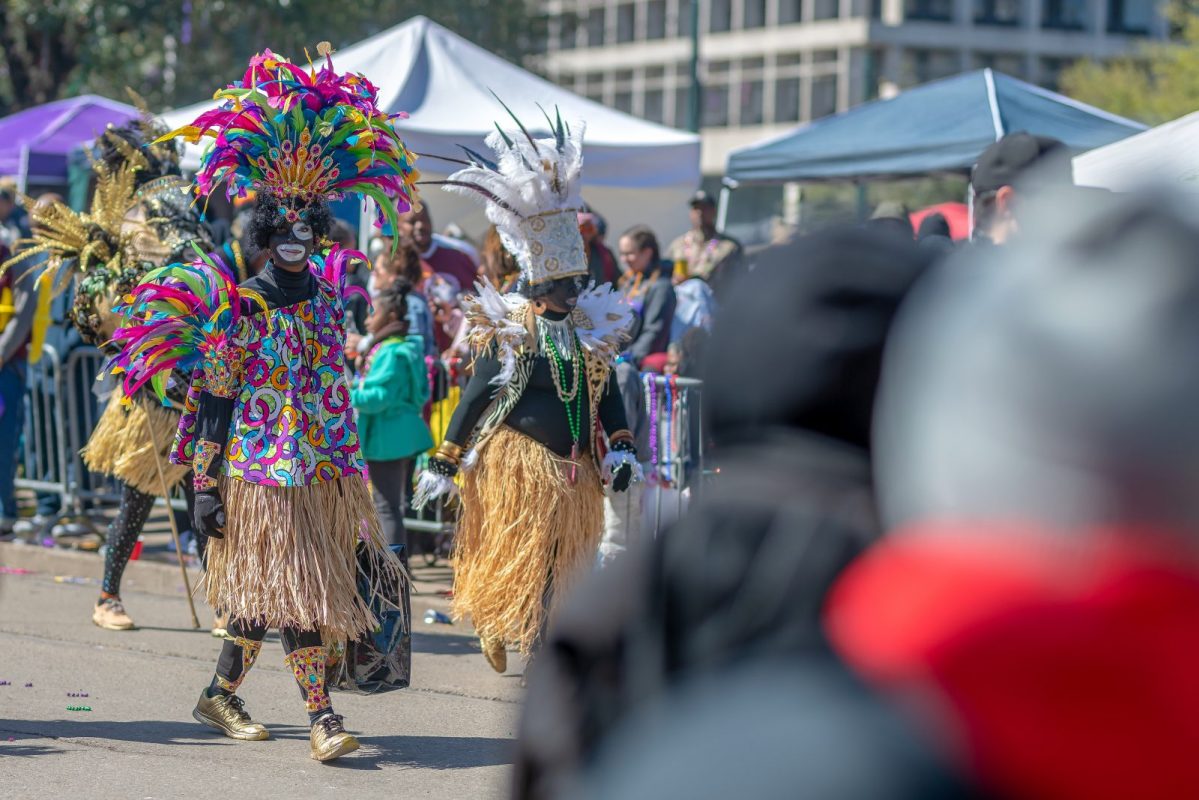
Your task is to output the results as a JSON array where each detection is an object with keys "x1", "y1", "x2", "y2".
[
  {"x1": 971, "y1": 132, "x2": 1071, "y2": 195},
  {"x1": 689, "y1": 190, "x2": 717, "y2": 208}
]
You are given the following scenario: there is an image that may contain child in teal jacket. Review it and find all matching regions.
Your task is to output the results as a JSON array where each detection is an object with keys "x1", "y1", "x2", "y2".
[{"x1": 351, "y1": 280, "x2": 434, "y2": 553}]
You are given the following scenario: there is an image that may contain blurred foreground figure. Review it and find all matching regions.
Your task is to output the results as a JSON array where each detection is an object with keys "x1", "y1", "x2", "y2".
[
  {"x1": 831, "y1": 189, "x2": 1199, "y2": 799},
  {"x1": 514, "y1": 230, "x2": 973, "y2": 799}
]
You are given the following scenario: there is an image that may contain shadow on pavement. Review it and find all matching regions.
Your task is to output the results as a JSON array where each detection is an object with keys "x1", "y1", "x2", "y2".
[
  {"x1": 411, "y1": 631, "x2": 481, "y2": 656},
  {"x1": 0, "y1": 718, "x2": 227, "y2": 751},
  {"x1": 327, "y1": 734, "x2": 514, "y2": 771}
]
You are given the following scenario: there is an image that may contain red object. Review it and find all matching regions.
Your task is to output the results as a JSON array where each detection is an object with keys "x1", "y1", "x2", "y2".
[
  {"x1": 909, "y1": 202, "x2": 969, "y2": 241},
  {"x1": 129, "y1": 540, "x2": 143, "y2": 561},
  {"x1": 640, "y1": 352, "x2": 670, "y2": 373},
  {"x1": 826, "y1": 523, "x2": 1199, "y2": 800}
]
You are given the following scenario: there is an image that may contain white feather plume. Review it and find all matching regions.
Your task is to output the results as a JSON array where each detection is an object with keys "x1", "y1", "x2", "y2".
[
  {"x1": 460, "y1": 276, "x2": 527, "y2": 387},
  {"x1": 573, "y1": 283, "x2": 636, "y2": 360}
]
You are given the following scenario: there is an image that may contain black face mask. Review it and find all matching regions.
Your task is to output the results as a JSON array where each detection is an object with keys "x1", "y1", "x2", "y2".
[
  {"x1": 269, "y1": 219, "x2": 315, "y2": 268},
  {"x1": 541, "y1": 275, "x2": 584, "y2": 312}
]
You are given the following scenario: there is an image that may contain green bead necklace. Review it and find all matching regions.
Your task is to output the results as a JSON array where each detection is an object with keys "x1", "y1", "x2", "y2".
[{"x1": 544, "y1": 329, "x2": 584, "y2": 452}]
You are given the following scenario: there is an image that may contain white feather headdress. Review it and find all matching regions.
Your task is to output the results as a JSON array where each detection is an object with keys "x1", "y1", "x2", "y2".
[{"x1": 433, "y1": 101, "x2": 588, "y2": 287}]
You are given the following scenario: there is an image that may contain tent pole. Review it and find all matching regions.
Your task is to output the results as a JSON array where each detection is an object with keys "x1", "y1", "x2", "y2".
[
  {"x1": 716, "y1": 179, "x2": 736, "y2": 233},
  {"x1": 855, "y1": 181, "x2": 869, "y2": 221}
]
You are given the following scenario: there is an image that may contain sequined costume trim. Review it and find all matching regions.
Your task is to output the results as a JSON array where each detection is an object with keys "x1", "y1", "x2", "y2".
[
  {"x1": 193, "y1": 440, "x2": 221, "y2": 491},
  {"x1": 215, "y1": 636, "x2": 262, "y2": 693},
  {"x1": 285, "y1": 645, "x2": 330, "y2": 714}
]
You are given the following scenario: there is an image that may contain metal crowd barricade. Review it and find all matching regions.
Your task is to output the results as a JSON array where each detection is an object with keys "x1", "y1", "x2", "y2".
[
  {"x1": 62, "y1": 346, "x2": 123, "y2": 509},
  {"x1": 644, "y1": 374, "x2": 706, "y2": 536}
]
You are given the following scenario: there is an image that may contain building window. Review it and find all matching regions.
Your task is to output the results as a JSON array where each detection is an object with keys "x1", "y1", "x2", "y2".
[
  {"x1": 1108, "y1": 0, "x2": 1152, "y2": 32},
  {"x1": 775, "y1": 78, "x2": 801, "y2": 122},
  {"x1": 811, "y1": 75, "x2": 839, "y2": 119},
  {"x1": 584, "y1": 71, "x2": 605, "y2": 103},
  {"x1": 645, "y1": 89, "x2": 666, "y2": 123},
  {"x1": 901, "y1": 49, "x2": 958, "y2": 86},
  {"x1": 586, "y1": 7, "x2": 606, "y2": 46},
  {"x1": 614, "y1": 91, "x2": 634, "y2": 113},
  {"x1": 779, "y1": 0, "x2": 803, "y2": 23},
  {"x1": 557, "y1": 14, "x2": 579, "y2": 50},
  {"x1": 744, "y1": 0, "x2": 768, "y2": 27},
  {"x1": 905, "y1": 0, "x2": 953, "y2": 21},
  {"x1": 710, "y1": 0, "x2": 733, "y2": 32},
  {"x1": 814, "y1": 0, "x2": 841, "y2": 19},
  {"x1": 974, "y1": 0, "x2": 1021, "y2": 24},
  {"x1": 973, "y1": 52, "x2": 1025, "y2": 78},
  {"x1": 1042, "y1": 0, "x2": 1088, "y2": 29},
  {"x1": 616, "y1": 4, "x2": 636, "y2": 42},
  {"x1": 678, "y1": 0, "x2": 695, "y2": 36},
  {"x1": 1039, "y1": 57, "x2": 1074, "y2": 90},
  {"x1": 738, "y1": 57, "x2": 765, "y2": 125},
  {"x1": 647, "y1": 0, "x2": 668, "y2": 38},
  {"x1": 675, "y1": 85, "x2": 693, "y2": 128},
  {"x1": 704, "y1": 86, "x2": 730, "y2": 127}
]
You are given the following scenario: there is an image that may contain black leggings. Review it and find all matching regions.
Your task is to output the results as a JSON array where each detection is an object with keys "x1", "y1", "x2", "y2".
[
  {"x1": 102, "y1": 481, "x2": 198, "y2": 597},
  {"x1": 368, "y1": 458, "x2": 411, "y2": 555},
  {"x1": 214, "y1": 618, "x2": 331, "y2": 721}
]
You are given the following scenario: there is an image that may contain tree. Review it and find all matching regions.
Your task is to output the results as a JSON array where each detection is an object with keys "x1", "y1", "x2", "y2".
[
  {"x1": 0, "y1": 0, "x2": 546, "y2": 115},
  {"x1": 1060, "y1": 3, "x2": 1199, "y2": 125}
]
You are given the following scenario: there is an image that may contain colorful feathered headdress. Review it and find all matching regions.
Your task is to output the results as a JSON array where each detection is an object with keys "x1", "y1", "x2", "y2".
[
  {"x1": 434, "y1": 101, "x2": 586, "y2": 287},
  {"x1": 159, "y1": 43, "x2": 420, "y2": 232}
]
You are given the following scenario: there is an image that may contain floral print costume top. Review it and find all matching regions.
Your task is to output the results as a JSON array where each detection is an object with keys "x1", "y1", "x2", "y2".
[{"x1": 171, "y1": 256, "x2": 366, "y2": 487}]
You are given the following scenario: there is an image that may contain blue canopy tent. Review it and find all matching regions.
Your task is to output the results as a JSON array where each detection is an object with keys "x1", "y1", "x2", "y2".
[
  {"x1": 720, "y1": 69, "x2": 1144, "y2": 232},
  {"x1": 726, "y1": 69, "x2": 1143, "y2": 184}
]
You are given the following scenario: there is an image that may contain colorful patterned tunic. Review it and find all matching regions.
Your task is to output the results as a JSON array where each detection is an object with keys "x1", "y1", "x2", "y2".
[{"x1": 171, "y1": 269, "x2": 365, "y2": 487}]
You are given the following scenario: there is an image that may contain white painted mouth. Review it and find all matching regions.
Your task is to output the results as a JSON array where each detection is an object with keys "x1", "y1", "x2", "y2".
[
  {"x1": 276, "y1": 245, "x2": 307, "y2": 262},
  {"x1": 566, "y1": 297, "x2": 578, "y2": 307}
]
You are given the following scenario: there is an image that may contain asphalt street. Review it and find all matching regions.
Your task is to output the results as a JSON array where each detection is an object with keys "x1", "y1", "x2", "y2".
[{"x1": 0, "y1": 552, "x2": 523, "y2": 799}]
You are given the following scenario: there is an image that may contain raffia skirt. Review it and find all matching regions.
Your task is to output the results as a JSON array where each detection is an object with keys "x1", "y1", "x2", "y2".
[
  {"x1": 453, "y1": 426, "x2": 605, "y2": 655},
  {"x1": 205, "y1": 474, "x2": 405, "y2": 642},
  {"x1": 81, "y1": 395, "x2": 188, "y2": 497}
]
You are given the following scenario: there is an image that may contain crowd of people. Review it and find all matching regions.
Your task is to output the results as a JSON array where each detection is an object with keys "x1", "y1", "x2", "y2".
[{"x1": 1, "y1": 40, "x2": 1186, "y2": 795}]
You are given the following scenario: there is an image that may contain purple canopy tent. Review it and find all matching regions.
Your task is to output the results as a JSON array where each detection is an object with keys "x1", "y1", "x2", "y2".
[{"x1": 0, "y1": 95, "x2": 139, "y2": 190}]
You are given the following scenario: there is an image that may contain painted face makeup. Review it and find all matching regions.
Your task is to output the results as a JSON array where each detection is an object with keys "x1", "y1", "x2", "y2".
[{"x1": 270, "y1": 220, "x2": 314, "y2": 268}]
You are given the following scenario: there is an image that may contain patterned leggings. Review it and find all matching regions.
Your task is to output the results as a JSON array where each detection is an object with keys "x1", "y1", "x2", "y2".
[
  {"x1": 102, "y1": 481, "x2": 198, "y2": 597},
  {"x1": 213, "y1": 618, "x2": 331, "y2": 722}
]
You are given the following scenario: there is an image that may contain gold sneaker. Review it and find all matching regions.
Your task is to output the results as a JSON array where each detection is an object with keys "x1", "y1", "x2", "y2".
[
  {"x1": 192, "y1": 690, "x2": 269, "y2": 741},
  {"x1": 92, "y1": 598, "x2": 135, "y2": 631},
  {"x1": 481, "y1": 637, "x2": 507, "y2": 674},
  {"x1": 310, "y1": 714, "x2": 359, "y2": 762}
]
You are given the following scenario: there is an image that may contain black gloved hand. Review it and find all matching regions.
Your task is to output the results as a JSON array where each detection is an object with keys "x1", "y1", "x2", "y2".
[
  {"x1": 193, "y1": 490, "x2": 226, "y2": 540},
  {"x1": 428, "y1": 456, "x2": 460, "y2": 480},
  {"x1": 610, "y1": 440, "x2": 637, "y2": 493}
]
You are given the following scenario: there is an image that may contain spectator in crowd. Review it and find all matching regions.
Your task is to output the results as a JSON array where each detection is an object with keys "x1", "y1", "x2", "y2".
[
  {"x1": 479, "y1": 224, "x2": 520, "y2": 293},
  {"x1": 916, "y1": 212, "x2": 955, "y2": 256},
  {"x1": 867, "y1": 201, "x2": 914, "y2": 239},
  {"x1": 970, "y1": 131, "x2": 1069, "y2": 245},
  {"x1": 599, "y1": 354, "x2": 648, "y2": 567},
  {"x1": 396, "y1": 204, "x2": 478, "y2": 291},
  {"x1": 618, "y1": 225, "x2": 676, "y2": 371},
  {"x1": 666, "y1": 190, "x2": 742, "y2": 294},
  {"x1": 439, "y1": 222, "x2": 480, "y2": 266},
  {"x1": 513, "y1": 228, "x2": 951, "y2": 799},
  {"x1": 579, "y1": 209, "x2": 619, "y2": 285},
  {"x1": 0, "y1": 215, "x2": 38, "y2": 536},
  {"x1": 333, "y1": 219, "x2": 370, "y2": 335},
  {"x1": 349, "y1": 240, "x2": 436, "y2": 361},
  {"x1": 428, "y1": 277, "x2": 468, "y2": 360},
  {"x1": 0, "y1": 179, "x2": 31, "y2": 247},
  {"x1": 350, "y1": 280, "x2": 433, "y2": 557}
]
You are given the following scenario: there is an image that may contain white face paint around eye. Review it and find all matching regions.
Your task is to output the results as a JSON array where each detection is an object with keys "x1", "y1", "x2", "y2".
[{"x1": 292, "y1": 222, "x2": 313, "y2": 241}]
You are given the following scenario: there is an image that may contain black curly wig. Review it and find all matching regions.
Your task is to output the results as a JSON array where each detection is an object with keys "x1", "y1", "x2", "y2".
[
  {"x1": 250, "y1": 192, "x2": 334, "y2": 252},
  {"x1": 96, "y1": 121, "x2": 181, "y2": 185},
  {"x1": 516, "y1": 274, "x2": 586, "y2": 299}
]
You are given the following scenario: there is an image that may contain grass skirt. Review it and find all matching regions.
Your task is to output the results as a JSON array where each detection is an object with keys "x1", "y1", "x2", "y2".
[
  {"x1": 453, "y1": 426, "x2": 605, "y2": 655},
  {"x1": 206, "y1": 475, "x2": 405, "y2": 642},
  {"x1": 81, "y1": 397, "x2": 188, "y2": 497}
]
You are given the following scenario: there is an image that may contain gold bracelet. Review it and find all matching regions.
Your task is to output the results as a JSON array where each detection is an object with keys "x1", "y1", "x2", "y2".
[{"x1": 436, "y1": 441, "x2": 464, "y2": 465}]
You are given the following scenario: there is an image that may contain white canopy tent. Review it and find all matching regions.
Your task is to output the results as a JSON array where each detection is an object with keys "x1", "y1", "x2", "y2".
[
  {"x1": 1073, "y1": 110, "x2": 1199, "y2": 192},
  {"x1": 161, "y1": 16, "x2": 700, "y2": 243}
]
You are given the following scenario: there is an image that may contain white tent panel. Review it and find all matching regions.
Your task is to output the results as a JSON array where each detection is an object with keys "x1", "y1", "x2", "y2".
[
  {"x1": 1073, "y1": 110, "x2": 1199, "y2": 192},
  {"x1": 161, "y1": 16, "x2": 700, "y2": 240}
]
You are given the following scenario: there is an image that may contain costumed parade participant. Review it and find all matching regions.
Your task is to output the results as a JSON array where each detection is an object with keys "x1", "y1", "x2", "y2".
[
  {"x1": 0, "y1": 115, "x2": 215, "y2": 632},
  {"x1": 414, "y1": 108, "x2": 640, "y2": 673},
  {"x1": 112, "y1": 44, "x2": 418, "y2": 761}
]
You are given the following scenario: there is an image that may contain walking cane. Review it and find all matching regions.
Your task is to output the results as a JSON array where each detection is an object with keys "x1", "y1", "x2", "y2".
[{"x1": 142, "y1": 414, "x2": 201, "y2": 630}]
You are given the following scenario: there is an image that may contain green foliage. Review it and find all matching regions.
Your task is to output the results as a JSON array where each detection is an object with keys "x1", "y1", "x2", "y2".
[
  {"x1": 0, "y1": 0, "x2": 546, "y2": 114},
  {"x1": 1061, "y1": 3, "x2": 1199, "y2": 125}
]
